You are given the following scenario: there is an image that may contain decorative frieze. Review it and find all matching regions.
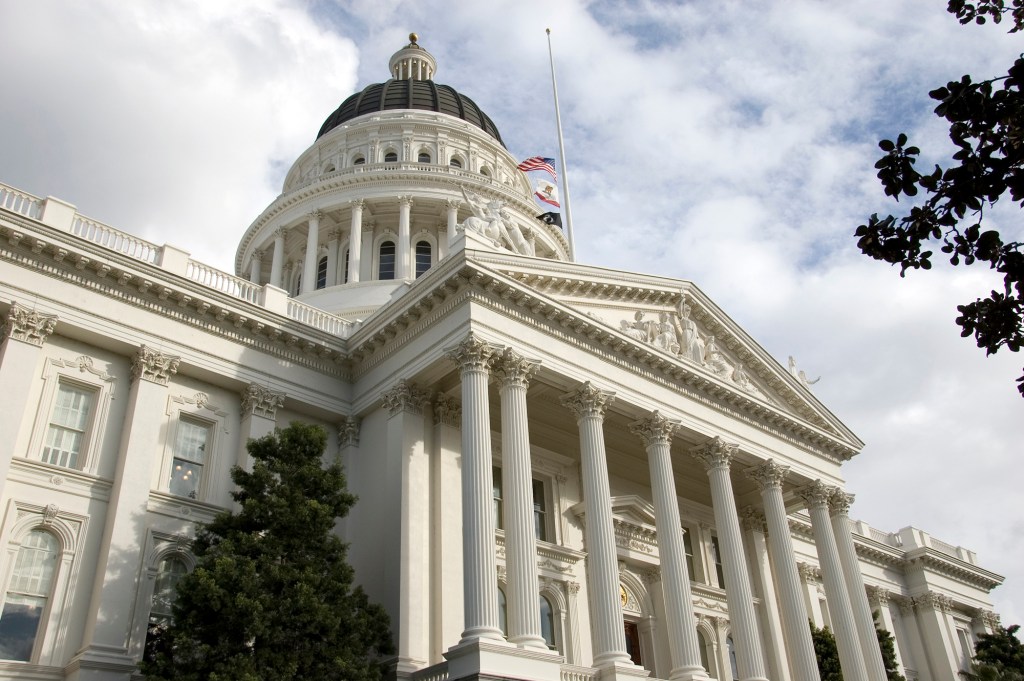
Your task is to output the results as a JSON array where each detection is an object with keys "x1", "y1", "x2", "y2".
[
  {"x1": 130, "y1": 346, "x2": 180, "y2": 385},
  {"x1": 432, "y1": 394, "x2": 461, "y2": 427},
  {"x1": 381, "y1": 379, "x2": 429, "y2": 416},
  {"x1": 241, "y1": 383, "x2": 285, "y2": 419},
  {"x1": 2, "y1": 302, "x2": 57, "y2": 346}
]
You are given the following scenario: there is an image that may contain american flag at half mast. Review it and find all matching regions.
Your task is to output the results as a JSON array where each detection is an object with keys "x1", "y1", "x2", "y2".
[{"x1": 516, "y1": 156, "x2": 557, "y2": 181}]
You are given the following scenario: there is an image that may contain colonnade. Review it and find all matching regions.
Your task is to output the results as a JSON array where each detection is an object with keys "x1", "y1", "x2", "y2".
[
  {"x1": 248, "y1": 199, "x2": 463, "y2": 289},
  {"x1": 445, "y1": 332, "x2": 888, "y2": 681}
]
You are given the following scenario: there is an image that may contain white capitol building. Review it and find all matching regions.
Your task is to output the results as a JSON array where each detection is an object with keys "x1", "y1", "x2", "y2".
[{"x1": 0, "y1": 35, "x2": 1005, "y2": 681}]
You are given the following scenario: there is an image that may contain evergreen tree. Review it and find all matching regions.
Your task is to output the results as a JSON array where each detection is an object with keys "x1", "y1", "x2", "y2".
[
  {"x1": 810, "y1": 620, "x2": 844, "y2": 681},
  {"x1": 972, "y1": 624, "x2": 1024, "y2": 680},
  {"x1": 141, "y1": 422, "x2": 394, "y2": 681},
  {"x1": 874, "y1": 611, "x2": 906, "y2": 681}
]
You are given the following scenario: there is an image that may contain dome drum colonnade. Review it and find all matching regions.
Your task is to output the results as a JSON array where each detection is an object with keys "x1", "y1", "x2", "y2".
[{"x1": 443, "y1": 331, "x2": 886, "y2": 681}]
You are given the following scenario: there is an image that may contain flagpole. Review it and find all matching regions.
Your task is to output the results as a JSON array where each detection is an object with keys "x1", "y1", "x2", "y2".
[{"x1": 546, "y1": 28, "x2": 576, "y2": 262}]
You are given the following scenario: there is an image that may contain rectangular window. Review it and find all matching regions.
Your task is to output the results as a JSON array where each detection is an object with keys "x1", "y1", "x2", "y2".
[
  {"x1": 682, "y1": 527, "x2": 696, "y2": 582},
  {"x1": 957, "y1": 627, "x2": 973, "y2": 670},
  {"x1": 710, "y1": 534, "x2": 726, "y2": 589},
  {"x1": 315, "y1": 256, "x2": 328, "y2": 289},
  {"x1": 168, "y1": 418, "x2": 209, "y2": 499},
  {"x1": 492, "y1": 467, "x2": 503, "y2": 530},
  {"x1": 41, "y1": 383, "x2": 94, "y2": 469},
  {"x1": 533, "y1": 479, "x2": 547, "y2": 541}
]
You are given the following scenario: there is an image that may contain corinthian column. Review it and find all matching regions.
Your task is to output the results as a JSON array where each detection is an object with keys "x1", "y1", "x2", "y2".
[
  {"x1": 398, "y1": 196, "x2": 413, "y2": 279},
  {"x1": 446, "y1": 334, "x2": 504, "y2": 643},
  {"x1": 446, "y1": 199, "x2": 461, "y2": 250},
  {"x1": 349, "y1": 199, "x2": 363, "y2": 283},
  {"x1": 829, "y1": 490, "x2": 888, "y2": 681},
  {"x1": 746, "y1": 460, "x2": 820, "y2": 681},
  {"x1": 302, "y1": 210, "x2": 321, "y2": 293},
  {"x1": 691, "y1": 438, "x2": 768, "y2": 681},
  {"x1": 630, "y1": 412, "x2": 708, "y2": 681},
  {"x1": 800, "y1": 481, "x2": 869, "y2": 681},
  {"x1": 270, "y1": 227, "x2": 286, "y2": 288},
  {"x1": 492, "y1": 348, "x2": 546, "y2": 649},
  {"x1": 560, "y1": 382, "x2": 632, "y2": 668}
]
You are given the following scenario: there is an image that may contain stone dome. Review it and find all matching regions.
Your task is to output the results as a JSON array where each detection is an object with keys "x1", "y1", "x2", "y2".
[{"x1": 315, "y1": 34, "x2": 505, "y2": 146}]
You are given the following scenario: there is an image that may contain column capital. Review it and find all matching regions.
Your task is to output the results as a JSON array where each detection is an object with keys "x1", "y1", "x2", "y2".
[
  {"x1": 892, "y1": 595, "x2": 915, "y2": 615},
  {"x1": 349, "y1": 198, "x2": 365, "y2": 211},
  {"x1": 328, "y1": 228, "x2": 344, "y2": 241},
  {"x1": 865, "y1": 585, "x2": 890, "y2": 607},
  {"x1": 628, "y1": 410, "x2": 679, "y2": 446},
  {"x1": 978, "y1": 610, "x2": 1001, "y2": 629},
  {"x1": 398, "y1": 195, "x2": 414, "y2": 207},
  {"x1": 241, "y1": 383, "x2": 285, "y2": 418},
  {"x1": 433, "y1": 394, "x2": 461, "y2": 427},
  {"x1": 739, "y1": 506, "x2": 767, "y2": 533},
  {"x1": 446, "y1": 333, "x2": 499, "y2": 374},
  {"x1": 338, "y1": 415, "x2": 361, "y2": 447},
  {"x1": 745, "y1": 458, "x2": 789, "y2": 491},
  {"x1": 131, "y1": 346, "x2": 180, "y2": 385},
  {"x1": 251, "y1": 249, "x2": 264, "y2": 262},
  {"x1": 446, "y1": 198, "x2": 462, "y2": 211},
  {"x1": 491, "y1": 348, "x2": 539, "y2": 389},
  {"x1": 308, "y1": 209, "x2": 322, "y2": 221},
  {"x1": 797, "y1": 562, "x2": 821, "y2": 584},
  {"x1": 382, "y1": 379, "x2": 429, "y2": 416},
  {"x1": 2, "y1": 302, "x2": 58, "y2": 347},
  {"x1": 690, "y1": 436, "x2": 737, "y2": 471},
  {"x1": 797, "y1": 479, "x2": 834, "y2": 509},
  {"x1": 274, "y1": 226, "x2": 289, "y2": 240},
  {"x1": 560, "y1": 381, "x2": 615, "y2": 419},
  {"x1": 916, "y1": 591, "x2": 952, "y2": 613},
  {"x1": 827, "y1": 489, "x2": 855, "y2": 517}
]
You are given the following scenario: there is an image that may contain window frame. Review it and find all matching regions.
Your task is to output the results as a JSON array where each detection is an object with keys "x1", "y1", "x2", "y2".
[
  {"x1": 159, "y1": 392, "x2": 226, "y2": 503},
  {"x1": 315, "y1": 255, "x2": 328, "y2": 290},
  {"x1": 28, "y1": 356, "x2": 116, "y2": 474},
  {"x1": 376, "y1": 239, "x2": 396, "y2": 281}
]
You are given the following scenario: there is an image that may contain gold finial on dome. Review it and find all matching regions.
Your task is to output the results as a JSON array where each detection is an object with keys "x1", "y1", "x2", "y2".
[
  {"x1": 390, "y1": 33, "x2": 436, "y2": 80},
  {"x1": 409, "y1": 32, "x2": 418, "y2": 45}
]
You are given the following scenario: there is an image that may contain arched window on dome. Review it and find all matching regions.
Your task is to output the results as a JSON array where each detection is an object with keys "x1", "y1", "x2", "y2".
[
  {"x1": 415, "y1": 241, "x2": 432, "y2": 278},
  {"x1": 449, "y1": 157, "x2": 463, "y2": 169},
  {"x1": 322, "y1": 163, "x2": 335, "y2": 174},
  {"x1": 378, "y1": 241, "x2": 396, "y2": 280},
  {"x1": 479, "y1": 165, "x2": 491, "y2": 177},
  {"x1": 352, "y1": 155, "x2": 365, "y2": 166},
  {"x1": 384, "y1": 150, "x2": 398, "y2": 163},
  {"x1": 539, "y1": 595, "x2": 556, "y2": 650},
  {"x1": 417, "y1": 150, "x2": 431, "y2": 164},
  {"x1": 0, "y1": 529, "x2": 60, "y2": 662},
  {"x1": 316, "y1": 256, "x2": 328, "y2": 290}
]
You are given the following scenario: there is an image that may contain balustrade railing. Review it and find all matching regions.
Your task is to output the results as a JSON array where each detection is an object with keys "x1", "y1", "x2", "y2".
[
  {"x1": 186, "y1": 260, "x2": 261, "y2": 304},
  {"x1": 71, "y1": 215, "x2": 160, "y2": 264},
  {"x1": 0, "y1": 184, "x2": 42, "y2": 219},
  {"x1": 286, "y1": 299, "x2": 353, "y2": 336}
]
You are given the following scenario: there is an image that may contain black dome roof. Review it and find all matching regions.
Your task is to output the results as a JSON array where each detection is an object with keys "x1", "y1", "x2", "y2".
[{"x1": 317, "y1": 79, "x2": 505, "y2": 147}]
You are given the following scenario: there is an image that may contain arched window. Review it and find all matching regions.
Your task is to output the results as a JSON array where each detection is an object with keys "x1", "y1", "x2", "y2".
[
  {"x1": 418, "y1": 151, "x2": 431, "y2": 163},
  {"x1": 353, "y1": 155, "x2": 365, "y2": 166},
  {"x1": 322, "y1": 164, "x2": 335, "y2": 174},
  {"x1": 384, "y1": 151, "x2": 398, "y2": 163},
  {"x1": 539, "y1": 595, "x2": 555, "y2": 649},
  {"x1": 449, "y1": 157, "x2": 463, "y2": 169},
  {"x1": 696, "y1": 628, "x2": 712, "y2": 674},
  {"x1": 497, "y1": 587, "x2": 507, "y2": 637},
  {"x1": 145, "y1": 555, "x2": 189, "y2": 663},
  {"x1": 480, "y1": 165, "x2": 491, "y2": 177},
  {"x1": 727, "y1": 635, "x2": 738, "y2": 679},
  {"x1": 316, "y1": 256, "x2": 328, "y2": 290},
  {"x1": 0, "y1": 530, "x2": 59, "y2": 661},
  {"x1": 415, "y1": 240, "x2": 432, "y2": 278},
  {"x1": 378, "y1": 241, "x2": 396, "y2": 280},
  {"x1": 342, "y1": 248, "x2": 350, "y2": 284}
]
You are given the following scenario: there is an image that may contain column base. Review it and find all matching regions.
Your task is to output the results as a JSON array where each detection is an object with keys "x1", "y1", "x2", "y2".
[
  {"x1": 668, "y1": 665, "x2": 711, "y2": 681},
  {"x1": 444, "y1": 637, "x2": 563, "y2": 681},
  {"x1": 596, "y1": 660, "x2": 650, "y2": 681},
  {"x1": 63, "y1": 645, "x2": 137, "y2": 681}
]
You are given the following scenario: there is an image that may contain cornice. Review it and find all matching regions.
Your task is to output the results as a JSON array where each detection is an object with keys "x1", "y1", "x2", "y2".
[
  {"x1": 0, "y1": 214, "x2": 351, "y2": 379},
  {"x1": 903, "y1": 547, "x2": 1004, "y2": 591}
]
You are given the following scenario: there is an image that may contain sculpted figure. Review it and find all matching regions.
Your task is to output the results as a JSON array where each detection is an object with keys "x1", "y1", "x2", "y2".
[
  {"x1": 652, "y1": 312, "x2": 680, "y2": 353},
  {"x1": 788, "y1": 355, "x2": 821, "y2": 387},
  {"x1": 704, "y1": 335, "x2": 734, "y2": 378},
  {"x1": 620, "y1": 319, "x2": 646, "y2": 341},
  {"x1": 673, "y1": 302, "x2": 705, "y2": 364},
  {"x1": 631, "y1": 311, "x2": 655, "y2": 342},
  {"x1": 459, "y1": 187, "x2": 533, "y2": 255}
]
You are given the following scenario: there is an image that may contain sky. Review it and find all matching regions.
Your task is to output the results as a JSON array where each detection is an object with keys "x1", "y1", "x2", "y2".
[{"x1": 1, "y1": 0, "x2": 1022, "y2": 626}]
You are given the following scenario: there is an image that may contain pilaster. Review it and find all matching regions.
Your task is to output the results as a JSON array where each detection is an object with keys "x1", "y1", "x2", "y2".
[
  {"x1": 431, "y1": 394, "x2": 463, "y2": 660},
  {"x1": 914, "y1": 592, "x2": 960, "y2": 681},
  {"x1": 237, "y1": 383, "x2": 285, "y2": 472}
]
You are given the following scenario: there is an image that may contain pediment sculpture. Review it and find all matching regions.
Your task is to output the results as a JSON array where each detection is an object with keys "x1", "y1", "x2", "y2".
[{"x1": 459, "y1": 186, "x2": 535, "y2": 256}]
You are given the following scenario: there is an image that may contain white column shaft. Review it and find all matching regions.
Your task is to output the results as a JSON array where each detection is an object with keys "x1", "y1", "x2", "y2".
[
  {"x1": 249, "y1": 252, "x2": 261, "y2": 283},
  {"x1": 806, "y1": 500, "x2": 869, "y2": 681},
  {"x1": 325, "y1": 234, "x2": 339, "y2": 287},
  {"x1": 499, "y1": 375, "x2": 545, "y2": 648},
  {"x1": 398, "y1": 198, "x2": 412, "y2": 279},
  {"x1": 349, "y1": 201, "x2": 363, "y2": 283},
  {"x1": 832, "y1": 510, "x2": 888, "y2": 681},
  {"x1": 270, "y1": 231, "x2": 285, "y2": 288},
  {"x1": 447, "y1": 202, "x2": 459, "y2": 249}
]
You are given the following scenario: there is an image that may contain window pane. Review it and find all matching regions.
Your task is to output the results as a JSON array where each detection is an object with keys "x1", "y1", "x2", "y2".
[
  {"x1": 449, "y1": 158, "x2": 462, "y2": 168},
  {"x1": 42, "y1": 384, "x2": 93, "y2": 468},
  {"x1": 316, "y1": 256, "x2": 328, "y2": 289},
  {"x1": 384, "y1": 152, "x2": 398, "y2": 162},
  {"x1": 342, "y1": 248, "x2": 350, "y2": 284},
  {"x1": 0, "y1": 531, "x2": 59, "y2": 661},
  {"x1": 682, "y1": 528, "x2": 695, "y2": 581},
  {"x1": 170, "y1": 419, "x2": 208, "y2": 499},
  {"x1": 497, "y1": 587, "x2": 507, "y2": 637},
  {"x1": 151, "y1": 557, "x2": 188, "y2": 620},
  {"x1": 353, "y1": 156, "x2": 365, "y2": 165},
  {"x1": 492, "y1": 467, "x2": 503, "y2": 530},
  {"x1": 532, "y1": 479, "x2": 546, "y2": 541},
  {"x1": 418, "y1": 152, "x2": 431, "y2": 163},
  {"x1": 379, "y1": 241, "x2": 395, "y2": 280},
  {"x1": 540, "y1": 595, "x2": 555, "y2": 649},
  {"x1": 415, "y1": 241, "x2": 431, "y2": 278},
  {"x1": 710, "y1": 535, "x2": 725, "y2": 589}
]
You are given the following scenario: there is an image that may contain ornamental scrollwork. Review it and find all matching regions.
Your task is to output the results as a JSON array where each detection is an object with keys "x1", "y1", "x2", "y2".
[{"x1": 2, "y1": 302, "x2": 58, "y2": 346}]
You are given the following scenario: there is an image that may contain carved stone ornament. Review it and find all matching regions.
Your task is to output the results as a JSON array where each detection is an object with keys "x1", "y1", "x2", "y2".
[
  {"x1": 432, "y1": 394, "x2": 461, "y2": 427},
  {"x1": 629, "y1": 410, "x2": 679, "y2": 447},
  {"x1": 979, "y1": 610, "x2": 1001, "y2": 629},
  {"x1": 560, "y1": 381, "x2": 615, "y2": 420},
  {"x1": 445, "y1": 332, "x2": 498, "y2": 374},
  {"x1": 2, "y1": 302, "x2": 58, "y2": 346},
  {"x1": 797, "y1": 562, "x2": 821, "y2": 583},
  {"x1": 690, "y1": 436, "x2": 738, "y2": 472},
  {"x1": 866, "y1": 585, "x2": 890, "y2": 607},
  {"x1": 746, "y1": 459, "x2": 789, "y2": 491},
  {"x1": 130, "y1": 346, "x2": 180, "y2": 385},
  {"x1": 797, "y1": 480, "x2": 835, "y2": 509},
  {"x1": 338, "y1": 416, "x2": 361, "y2": 447},
  {"x1": 917, "y1": 591, "x2": 953, "y2": 613},
  {"x1": 241, "y1": 383, "x2": 286, "y2": 419},
  {"x1": 42, "y1": 503, "x2": 60, "y2": 525},
  {"x1": 381, "y1": 379, "x2": 429, "y2": 416},
  {"x1": 740, "y1": 506, "x2": 767, "y2": 533},
  {"x1": 892, "y1": 595, "x2": 915, "y2": 615},
  {"x1": 828, "y1": 488, "x2": 855, "y2": 517},
  {"x1": 566, "y1": 581, "x2": 581, "y2": 595},
  {"x1": 491, "y1": 348, "x2": 539, "y2": 389}
]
